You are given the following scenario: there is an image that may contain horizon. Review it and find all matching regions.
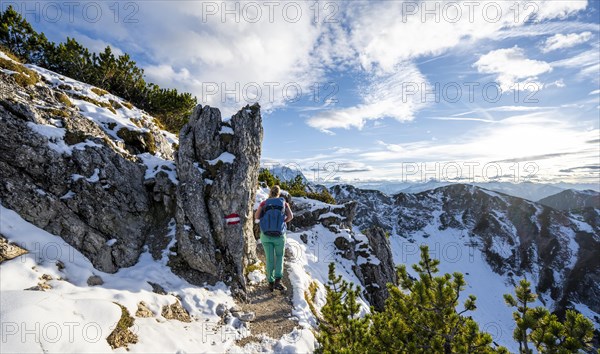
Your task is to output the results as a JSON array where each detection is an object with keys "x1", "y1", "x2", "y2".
[{"x1": 6, "y1": 0, "x2": 600, "y2": 185}]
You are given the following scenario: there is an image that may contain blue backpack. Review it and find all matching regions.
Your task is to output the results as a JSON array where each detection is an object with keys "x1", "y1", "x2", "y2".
[{"x1": 260, "y1": 198, "x2": 286, "y2": 237}]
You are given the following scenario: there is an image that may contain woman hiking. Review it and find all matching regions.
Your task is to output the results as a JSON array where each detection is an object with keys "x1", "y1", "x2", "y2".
[{"x1": 254, "y1": 185, "x2": 293, "y2": 292}]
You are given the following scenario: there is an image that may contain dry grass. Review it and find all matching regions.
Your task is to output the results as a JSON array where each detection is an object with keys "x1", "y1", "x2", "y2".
[
  {"x1": 56, "y1": 92, "x2": 73, "y2": 107},
  {"x1": 304, "y1": 280, "x2": 320, "y2": 319},
  {"x1": 0, "y1": 57, "x2": 39, "y2": 87},
  {"x1": 91, "y1": 87, "x2": 109, "y2": 96},
  {"x1": 106, "y1": 303, "x2": 138, "y2": 349}
]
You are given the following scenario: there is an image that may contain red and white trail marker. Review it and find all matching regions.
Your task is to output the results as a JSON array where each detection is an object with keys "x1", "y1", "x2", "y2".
[{"x1": 225, "y1": 213, "x2": 240, "y2": 225}]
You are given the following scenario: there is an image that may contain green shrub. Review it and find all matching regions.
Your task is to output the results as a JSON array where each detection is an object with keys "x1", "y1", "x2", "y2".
[
  {"x1": 258, "y1": 168, "x2": 282, "y2": 188},
  {"x1": 316, "y1": 247, "x2": 597, "y2": 354},
  {"x1": 307, "y1": 189, "x2": 336, "y2": 204}
]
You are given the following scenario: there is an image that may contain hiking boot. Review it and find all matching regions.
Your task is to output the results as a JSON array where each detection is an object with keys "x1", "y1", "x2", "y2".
[
  {"x1": 273, "y1": 278, "x2": 287, "y2": 292},
  {"x1": 268, "y1": 282, "x2": 274, "y2": 292}
]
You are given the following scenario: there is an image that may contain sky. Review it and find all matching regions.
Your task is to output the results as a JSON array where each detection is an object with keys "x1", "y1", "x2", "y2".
[{"x1": 10, "y1": 0, "x2": 600, "y2": 185}]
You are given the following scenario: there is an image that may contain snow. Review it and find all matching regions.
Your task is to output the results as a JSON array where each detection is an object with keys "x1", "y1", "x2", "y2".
[
  {"x1": 0, "y1": 202, "x2": 324, "y2": 353},
  {"x1": 285, "y1": 224, "x2": 371, "y2": 330},
  {"x1": 220, "y1": 126, "x2": 234, "y2": 135},
  {"x1": 356, "y1": 255, "x2": 380, "y2": 266},
  {"x1": 569, "y1": 215, "x2": 595, "y2": 233},
  {"x1": 26, "y1": 122, "x2": 103, "y2": 156},
  {"x1": 72, "y1": 168, "x2": 100, "y2": 183},
  {"x1": 59, "y1": 191, "x2": 75, "y2": 200},
  {"x1": 193, "y1": 162, "x2": 205, "y2": 174},
  {"x1": 207, "y1": 152, "x2": 235, "y2": 165},
  {"x1": 318, "y1": 212, "x2": 345, "y2": 220},
  {"x1": 0, "y1": 50, "x2": 16, "y2": 61},
  {"x1": 558, "y1": 225, "x2": 580, "y2": 269},
  {"x1": 389, "y1": 225, "x2": 522, "y2": 352},
  {"x1": 573, "y1": 303, "x2": 600, "y2": 330},
  {"x1": 21, "y1": 60, "x2": 179, "y2": 167},
  {"x1": 0, "y1": 68, "x2": 19, "y2": 75},
  {"x1": 247, "y1": 270, "x2": 266, "y2": 285},
  {"x1": 254, "y1": 187, "x2": 270, "y2": 209},
  {"x1": 138, "y1": 153, "x2": 178, "y2": 185},
  {"x1": 0, "y1": 205, "x2": 245, "y2": 353}
]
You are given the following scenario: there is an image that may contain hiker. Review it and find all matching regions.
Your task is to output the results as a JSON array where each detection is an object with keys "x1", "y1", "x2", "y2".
[{"x1": 254, "y1": 185, "x2": 293, "y2": 292}]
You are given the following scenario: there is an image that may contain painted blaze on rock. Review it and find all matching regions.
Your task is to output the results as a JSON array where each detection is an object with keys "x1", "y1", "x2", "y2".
[{"x1": 176, "y1": 104, "x2": 262, "y2": 292}]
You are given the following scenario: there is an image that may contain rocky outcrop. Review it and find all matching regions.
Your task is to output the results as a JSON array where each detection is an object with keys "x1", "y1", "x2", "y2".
[
  {"x1": 175, "y1": 104, "x2": 262, "y2": 292},
  {"x1": 0, "y1": 70, "x2": 176, "y2": 273},
  {"x1": 288, "y1": 195, "x2": 397, "y2": 310},
  {"x1": 356, "y1": 226, "x2": 397, "y2": 310},
  {"x1": 1, "y1": 58, "x2": 267, "y2": 293},
  {"x1": 330, "y1": 184, "x2": 396, "y2": 231},
  {"x1": 289, "y1": 196, "x2": 356, "y2": 232}
]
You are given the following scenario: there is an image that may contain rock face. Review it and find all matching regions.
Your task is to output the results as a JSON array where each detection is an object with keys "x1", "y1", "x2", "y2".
[
  {"x1": 0, "y1": 70, "x2": 176, "y2": 273},
  {"x1": 329, "y1": 184, "x2": 396, "y2": 231},
  {"x1": 357, "y1": 226, "x2": 396, "y2": 310},
  {"x1": 331, "y1": 183, "x2": 600, "y2": 316},
  {"x1": 288, "y1": 196, "x2": 397, "y2": 310},
  {"x1": 175, "y1": 104, "x2": 262, "y2": 291}
]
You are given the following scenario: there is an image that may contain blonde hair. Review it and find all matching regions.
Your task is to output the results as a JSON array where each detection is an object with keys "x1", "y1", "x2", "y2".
[{"x1": 269, "y1": 185, "x2": 281, "y2": 198}]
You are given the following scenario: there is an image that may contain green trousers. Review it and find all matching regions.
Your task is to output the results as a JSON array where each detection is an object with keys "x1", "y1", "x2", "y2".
[{"x1": 260, "y1": 232, "x2": 286, "y2": 283}]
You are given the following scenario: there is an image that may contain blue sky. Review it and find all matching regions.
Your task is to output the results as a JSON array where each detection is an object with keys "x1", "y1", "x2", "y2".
[{"x1": 10, "y1": 0, "x2": 600, "y2": 184}]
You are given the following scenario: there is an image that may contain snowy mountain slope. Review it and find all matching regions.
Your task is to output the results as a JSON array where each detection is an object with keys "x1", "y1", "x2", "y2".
[
  {"x1": 329, "y1": 180, "x2": 596, "y2": 202},
  {"x1": 331, "y1": 183, "x2": 600, "y2": 349},
  {"x1": 470, "y1": 181, "x2": 566, "y2": 202},
  {"x1": 539, "y1": 189, "x2": 600, "y2": 211},
  {"x1": 0, "y1": 205, "x2": 243, "y2": 353}
]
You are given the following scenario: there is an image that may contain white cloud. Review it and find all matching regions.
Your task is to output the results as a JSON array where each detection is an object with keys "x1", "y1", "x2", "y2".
[
  {"x1": 38, "y1": 0, "x2": 591, "y2": 122},
  {"x1": 333, "y1": 0, "x2": 588, "y2": 73},
  {"x1": 541, "y1": 32, "x2": 592, "y2": 52},
  {"x1": 546, "y1": 79, "x2": 566, "y2": 88},
  {"x1": 428, "y1": 117, "x2": 497, "y2": 123},
  {"x1": 473, "y1": 46, "x2": 552, "y2": 91},
  {"x1": 532, "y1": 0, "x2": 589, "y2": 20},
  {"x1": 552, "y1": 45, "x2": 600, "y2": 81},
  {"x1": 306, "y1": 64, "x2": 428, "y2": 132},
  {"x1": 352, "y1": 111, "x2": 598, "y2": 182}
]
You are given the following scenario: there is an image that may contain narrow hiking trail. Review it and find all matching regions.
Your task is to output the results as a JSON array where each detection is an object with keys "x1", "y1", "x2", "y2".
[{"x1": 236, "y1": 243, "x2": 299, "y2": 347}]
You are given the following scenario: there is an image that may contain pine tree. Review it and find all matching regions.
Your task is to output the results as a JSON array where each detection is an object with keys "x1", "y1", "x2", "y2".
[
  {"x1": 316, "y1": 246, "x2": 508, "y2": 354},
  {"x1": 45, "y1": 38, "x2": 95, "y2": 83},
  {"x1": 504, "y1": 279, "x2": 594, "y2": 353},
  {"x1": 258, "y1": 168, "x2": 282, "y2": 187},
  {"x1": 315, "y1": 263, "x2": 370, "y2": 354},
  {"x1": 367, "y1": 245, "x2": 506, "y2": 353}
]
